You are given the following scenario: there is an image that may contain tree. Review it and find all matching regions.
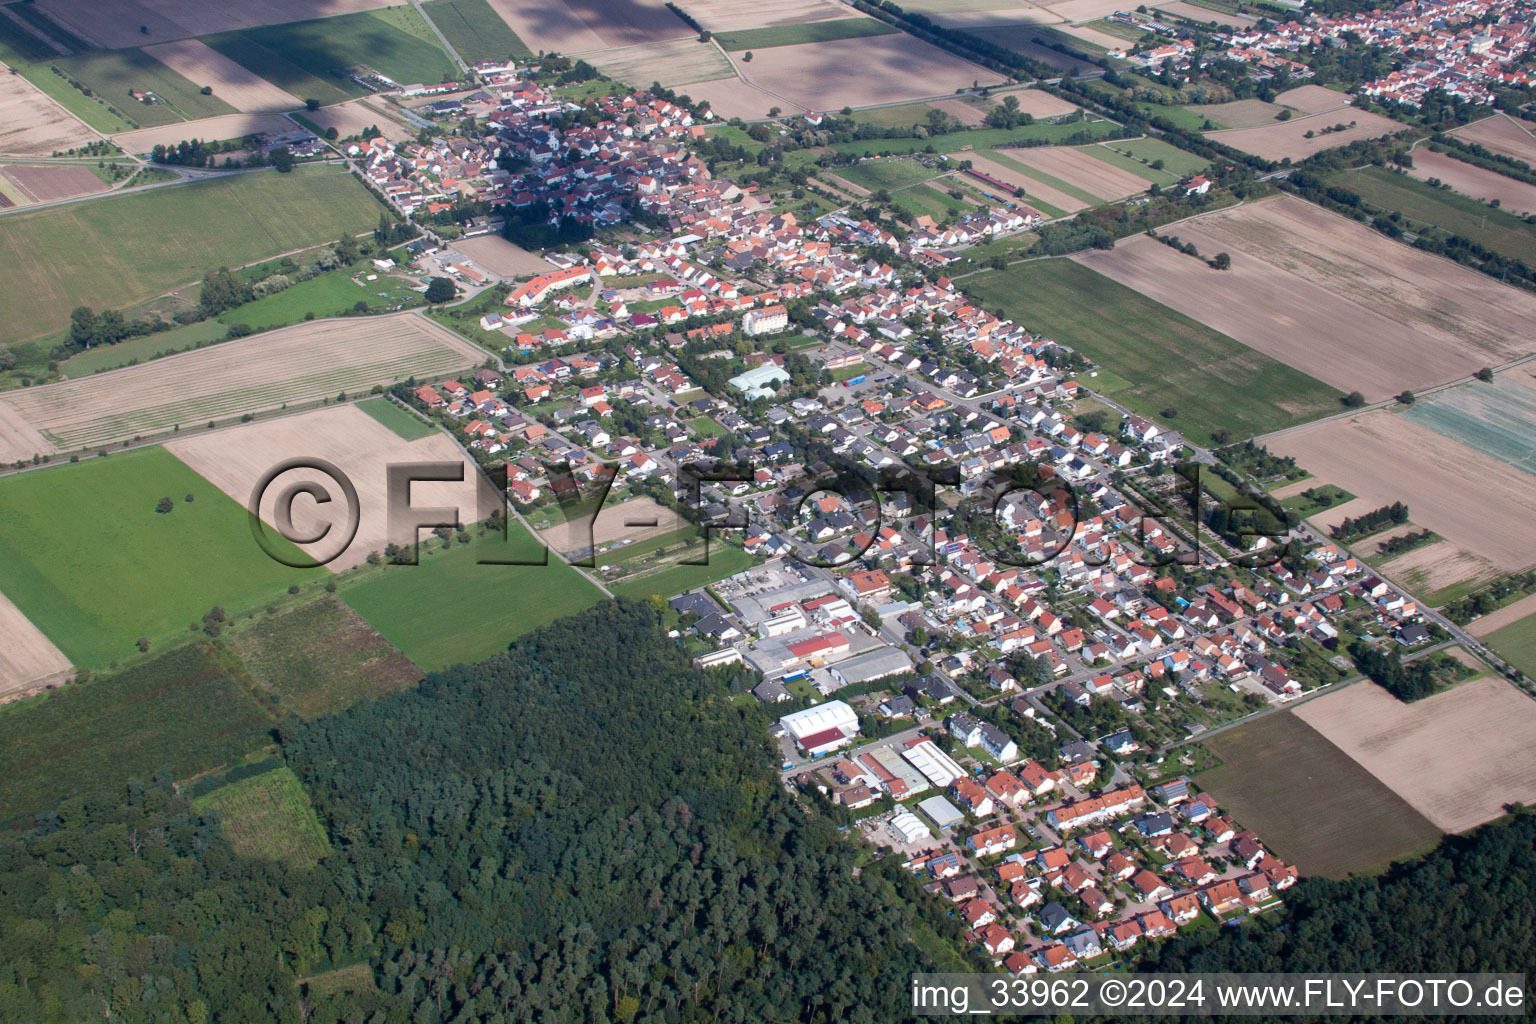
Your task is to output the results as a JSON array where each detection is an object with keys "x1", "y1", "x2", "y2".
[
  {"x1": 425, "y1": 277, "x2": 457, "y2": 304},
  {"x1": 1212, "y1": 251, "x2": 1231, "y2": 270},
  {"x1": 155, "y1": 496, "x2": 174, "y2": 514},
  {"x1": 1477, "y1": 366, "x2": 1494, "y2": 382},
  {"x1": 270, "y1": 146, "x2": 295, "y2": 173},
  {"x1": 199, "y1": 84, "x2": 213, "y2": 95},
  {"x1": 1343, "y1": 390, "x2": 1366, "y2": 407},
  {"x1": 1397, "y1": 390, "x2": 1416, "y2": 405},
  {"x1": 306, "y1": 97, "x2": 321, "y2": 111},
  {"x1": 743, "y1": 51, "x2": 753, "y2": 62}
]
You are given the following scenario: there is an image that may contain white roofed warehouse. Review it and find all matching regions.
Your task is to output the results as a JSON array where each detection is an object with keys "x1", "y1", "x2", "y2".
[{"x1": 779, "y1": 700, "x2": 861, "y2": 758}]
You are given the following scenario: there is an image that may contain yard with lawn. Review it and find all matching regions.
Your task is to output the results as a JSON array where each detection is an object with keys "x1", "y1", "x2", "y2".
[{"x1": 965, "y1": 259, "x2": 1343, "y2": 443}]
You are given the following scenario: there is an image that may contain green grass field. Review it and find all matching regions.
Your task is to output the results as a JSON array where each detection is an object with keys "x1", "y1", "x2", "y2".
[
  {"x1": 1096, "y1": 136, "x2": 1209, "y2": 176},
  {"x1": 1281, "y1": 483, "x2": 1355, "y2": 518},
  {"x1": 0, "y1": 56, "x2": 144, "y2": 133},
  {"x1": 224, "y1": 596, "x2": 422, "y2": 717},
  {"x1": 0, "y1": 642, "x2": 273, "y2": 821},
  {"x1": 1145, "y1": 103, "x2": 1222, "y2": 131},
  {"x1": 890, "y1": 182, "x2": 972, "y2": 221},
  {"x1": 339, "y1": 524, "x2": 605, "y2": 671},
  {"x1": 55, "y1": 50, "x2": 238, "y2": 126},
  {"x1": 356, "y1": 397, "x2": 439, "y2": 440},
  {"x1": 850, "y1": 101, "x2": 949, "y2": 130},
  {"x1": 786, "y1": 120, "x2": 1119, "y2": 166},
  {"x1": 193, "y1": 764, "x2": 332, "y2": 866},
  {"x1": 60, "y1": 320, "x2": 230, "y2": 377},
  {"x1": 835, "y1": 158, "x2": 941, "y2": 191},
  {"x1": 421, "y1": 0, "x2": 534, "y2": 61},
  {"x1": 206, "y1": 10, "x2": 456, "y2": 95},
  {"x1": 1198, "y1": 711, "x2": 1442, "y2": 878},
  {"x1": 607, "y1": 544, "x2": 756, "y2": 601},
  {"x1": 1333, "y1": 165, "x2": 1536, "y2": 264},
  {"x1": 201, "y1": 33, "x2": 355, "y2": 106},
  {"x1": 0, "y1": 447, "x2": 325, "y2": 667},
  {"x1": 0, "y1": 166, "x2": 387, "y2": 347},
  {"x1": 1483, "y1": 614, "x2": 1536, "y2": 679},
  {"x1": 714, "y1": 18, "x2": 899, "y2": 50},
  {"x1": 965, "y1": 259, "x2": 1343, "y2": 443},
  {"x1": 218, "y1": 271, "x2": 424, "y2": 331}
]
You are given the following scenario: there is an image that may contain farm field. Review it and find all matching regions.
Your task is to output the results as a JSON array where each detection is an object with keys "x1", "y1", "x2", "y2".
[
  {"x1": 0, "y1": 165, "x2": 387, "y2": 347},
  {"x1": 968, "y1": 258, "x2": 1342, "y2": 443},
  {"x1": 1481, "y1": 613, "x2": 1536, "y2": 679},
  {"x1": 0, "y1": 60, "x2": 102, "y2": 155},
  {"x1": 1150, "y1": 1, "x2": 1254, "y2": 27},
  {"x1": 1190, "y1": 98, "x2": 1285, "y2": 129},
  {"x1": 1077, "y1": 196, "x2": 1536, "y2": 401},
  {"x1": 212, "y1": 269, "x2": 424, "y2": 331},
  {"x1": 683, "y1": 0, "x2": 856, "y2": 32},
  {"x1": 788, "y1": 118, "x2": 1118, "y2": 163},
  {"x1": 1403, "y1": 374, "x2": 1536, "y2": 477},
  {"x1": 966, "y1": 151, "x2": 1088, "y2": 212},
  {"x1": 60, "y1": 319, "x2": 228, "y2": 377},
  {"x1": 355, "y1": 395, "x2": 438, "y2": 440},
  {"x1": 0, "y1": 314, "x2": 481, "y2": 459},
  {"x1": 339, "y1": 525, "x2": 605, "y2": 671},
  {"x1": 583, "y1": 37, "x2": 734, "y2": 91},
  {"x1": 32, "y1": 0, "x2": 397, "y2": 49},
  {"x1": 1374, "y1": 540, "x2": 1498, "y2": 606},
  {"x1": 167, "y1": 403, "x2": 499, "y2": 572},
  {"x1": 1294, "y1": 676, "x2": 1536, "y2": 834},
  {"x1": 968, "y1": 25, "x2": 1091, "y2": 71},
  {"x1": 714, "y1": 17, "x2": 896, "y2": 50},
  {"x1": 419, "y1": 0, "x2": 533, "y2": 62},
  {"x1": 301, "y1": 97, "x2": 415, "y2": 141},
  {"x1": 192, "y1": 764, "x2": 332, "y2": 867},
  {"x1": 992, "y1": 142, "x2": 1155, "y2": 200},
  {"x1": 1404, "y1": 147, "x2": 1536, "y2": 216},
  {"x1": 225, "y1": 596, "x2": 421, "y2": 717},
  {"x1": 142, "y1": 38, "x2": 302, "y2": 112},
  {"x1": 55, "y1": 50, "x2": 238, "y2": 127},
  {"x1": 480, "y1": 0, "x2": 687, "y2": 53},
  {"x1": 0, "y1": 641, "x2": 273, "y2": 821},
  {"x1": 110, "y1": 111, "x2": 298, "y2": 154},
  {"x1": 1447, "y1": 113, "x2": 1536, "y2": 165},
  {"x1": 835, "y1": 157, "x2": 941, "y2": 191},
  {"x1": 1333, "y1": 164, "x2": 1536, "y2": 263},
  {"x1": 0, "y1": 589, "x2": 71, "y2": 700},
  {"x1": 537, "y1": 496, "x2": 688, "y2": 556},
  {"x1": 1268, "y1": 410, "x2": 1536, "y2": 579},
  {"x1": 0, "y1": 447, "x2": 326, "y2": 666},
  {"x1": 1205, "y1": 107, "x2": 1405, "y2": 161},
  {"x1": 0, "y1": 162, "x2": 108, "y2": 202},
  {"x1": 1275, "y1": 83, "x2": 1353, "y2": 114},
  {"x1": 1198, "y1": 711, "x2": 1442, "y2": 878},
  {"x1": 1465, "y1": 592, "x2": 1536, "y2": 638},
  {"x1": 200, "y1": 32, "x2": 354, "y2": 107}
]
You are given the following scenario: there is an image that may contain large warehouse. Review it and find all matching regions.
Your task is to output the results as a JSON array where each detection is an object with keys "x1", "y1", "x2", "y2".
[{"x1": 779, "y1": 700, "x2": 861, "y2": 758}]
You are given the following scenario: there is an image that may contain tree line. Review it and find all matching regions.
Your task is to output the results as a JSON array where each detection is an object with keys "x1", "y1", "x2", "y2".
[{"x1": 1329, "y1": 501, "x2": 1408, "y2": 541}]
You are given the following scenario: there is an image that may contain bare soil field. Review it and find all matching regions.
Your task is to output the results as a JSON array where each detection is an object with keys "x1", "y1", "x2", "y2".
[
  {"x1": 970, "y1": 151, "x2": 1088, "y2": 212},
  {"x1": 450, "y1": 235, "x2": 554, "y2": 276},
  {"x1": 1447, "y1": 113, "x2": 1536, "y2": 165},
  {"x1": 304, "y1": 99, "x2": 414, "y2": 142},
  {"x1": 168, "y1": 404, "x2": 497, "y2": 572},
  {"x1": 0, "y1": 61, "x2": 100, "y2": 156},
  {"x1": 1206, "y1": 107, "x2": 1404, "y2": 161},
  {"x1": 1295, "y1": 676, "x2": 1536, "y2": 834},
  {"x1": 35, "y1": 0, "x2": 397, "y2": 48},
  {"x1": 1275, "y1": 84, "x2": 1352, "y2": 115},
  {"x1": 1266, "y1": 477, "x2": 1313, "y2": 500},
  {"x1": 537, "y1": 496, "x2": 686, "y2": 554},
  {"x1": 1150, "y1": 2, "x2": 1255, "y2": 28},
  {"x1": 1002, "y1": 143, "x2": 1152, "y2": 199},
  {"x1": 675, "y1": 75, "x2": 781, "y2": 119},
  {"x1": 928, "y1": 97, "x2": 987, "y2": 126},
  {"x1": 0, "y1": 589, "x2": 72, "y2": 701},
  {"x1": 0, "y1": 163, "x2": 109, "y2": 202},
  {"x1": 1375, "y1": 540, "x2": 1498, "y2": 600},
  {"x1": 1405, "y1": 147, "x2": 1536, "y2": 216},
  {"x1": 685, "y1": 0, "x2": 854, "y2": 32},
  {"x1": 1267, "y1": 410, "x2": 1536, "y2": 573},
  {"x1": 719, "y1": 34, "x2": 1005, "y2": 112},
  {"x1": 0, "y1": 314, "x2": 484, "y2": 457},
  {"x1": 821, "y1": 172, "x2": 870, "y2": 197},
  {"x1": 1467, "y1": 592, "x2": 1536, "y2": 637},
  {"x1": 143, "y1": 40, "x2": 302, "y2": 112},
  {"x1": 582, "y1": 37, "x2": 734, "y2": 89},
  {"x1": 110, "y1": 112, "x2": 298, "y2": 154},
  {"x1": 995, "y1": 88, "x2": 1079, "y2": 118},
  {"x1": 1037, "y1": 0, "x2": 1138, "y2": 21},
  {"x1": 1078, "y1": 196, "x2": 1536, "y2": 400},
  {"x1": 1195, "y1": 98, "x2": 1286, "y2": 129},
  {"x1": 486, "y1": 0, "x2": 687, "y2": 53}
]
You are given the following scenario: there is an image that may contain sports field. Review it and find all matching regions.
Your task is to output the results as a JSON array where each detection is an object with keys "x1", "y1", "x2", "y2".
[
  {"x1": 1332, "y1": 164, "x2": 1536, "y2": 264},
  {"x1": 55, "y1": 49, "x2": 239, "y2": 127},
  {"x1": 0, "y1": 166, "x2": 387, "y2": 347},
  {"x1": 0, "y1": 447, "x2": 325, "y2": 667},
  {"x1": 965, "y1": 258, "x2": 1343, "y2": 442},
  {"x1": 0, "y1": 641, "x2": 274, "y2": 821},
  {"x1": 1198, "y1": 711, "x2": 1442, "y2": 878},
  {"x1": 420, "y1": 0, "x2": 532, "y2": 62},
  {"x1": 193, "y1": 764, "x2": 332, "y2": 867},
  {"x1": 339, "y1": 525, "x2": 605, "y2": 671}
]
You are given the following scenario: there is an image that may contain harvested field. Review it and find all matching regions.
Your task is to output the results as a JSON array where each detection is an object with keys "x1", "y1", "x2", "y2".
[
  {"x1": 967, "y1": 151, "x2": 1088, "y2": 211},
  {"x1": 0, "y1": 589, "x2": 72, "y2": 701},
  {"x1": 449, "y1": 235, "x2": 554, "y2": 276},
  {"x1": 928, "y1": 97, "x2": 988, "y2": 126},
  {"x1": 997, "y1": 143, "x2": 1153, "y2": 199},
  {"x1": 1193, "y1": 98, "x2": 1285, "y2": 129},
  {"x1": 168, "y1": 404, "x2": 499, "y2": 573},
  {"x1": 0, "y1": 314, "x2": 483, "y2": 458},
  {"x1": 111, "y1": 111, "x2": 297, "y2": 154},
  {"x1": 1150, "y1": 2, "x2": 1254, "y2": 27},
  {"x1": 1448, "y1": 113, "x2": 1536, "y2": 165},
  {"x1": 1295, "y1": 677, "x2": 1536, "y2": 834},
  {"x1": 1198, "y1": 711, "x2": 1442, "y2": 878},
  {"x1": 1056, "y1": 22, "x2": 1127, "y2": 50},
  {"x1": 716, "y1": 34, "x2": 1005, "y2": 112},
  {"x1": 1405, "y1": 147, "x2": 1536, "y2": 216},
  {"x1": 0, "y1": 60, "x2": 100, "y2": 155},
  {"x1": 0, "y1": 162, "x2": 107, "y2": 202},
  {"x1": 484, "y1": 0, "x2": 687, "y2": 53},
  {"x1": 1467, "y1": 592, "x2": 1536, "y2": 638},
  {"x1": 1206, "y1": 107, "x2": 1404, "y2": 161},
  {"x1": 1079, "y1": 196, "x2": 1536, "y2": 401},
  {"x1": 674, "y1": 75, "x2": 780, "y2": 119},
  {"x1": 684, "y1": 0, "x2": 854, "y2": 32},
  {"x1": 32, "y1": 0, "x2": 397, "y2": 49},
  {"x1": 582, "y1": 37, "x2": 734, "y2": 90},
  {"x1": 537, "y1": 496, "x2": 687, "y2": 556},
  {"x1": 1275, "y1": 83, "x2": 1352, "y2": 114},
  {"x1": 302, "y1": 98, "x2": 413, "y2": 141},
  {"x1": 1268, "y1": 410, "x2": 1536, "y2": 572},
  {"x1": 993, "y1": 88, "x2": 1080, "y2": 118},
  {"x1": 143, "y1": 39, "x2": 302, "y2": 112},
  {"x1": 1375, "y1": 540, "x2": 1498, "y2": 602}
]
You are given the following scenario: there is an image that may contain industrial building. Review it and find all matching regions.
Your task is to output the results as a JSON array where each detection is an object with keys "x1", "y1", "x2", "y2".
[
  {"x1": 917, "y1": 795, "x2": 965, "y2": 831},
  {"x1": 779, "y1": 700, "x2": 860, "y2": 758}
]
